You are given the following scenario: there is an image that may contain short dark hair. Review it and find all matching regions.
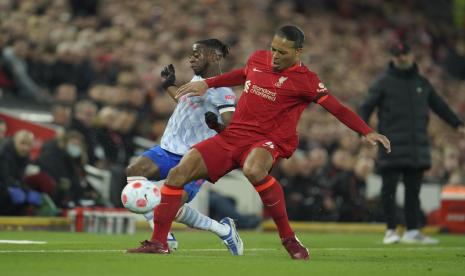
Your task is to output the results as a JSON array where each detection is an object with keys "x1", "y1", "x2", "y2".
[
  {"x1": 195, "y1": 38, "x2": 230, "y2": 58},
  {"x1": 276, "y1": 25, "x2": 305, "y2": 48}
]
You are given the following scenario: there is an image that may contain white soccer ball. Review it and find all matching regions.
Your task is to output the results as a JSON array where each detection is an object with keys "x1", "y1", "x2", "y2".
[{"x1": 121, "y1": 180, "x2": 161, "y2": 214}]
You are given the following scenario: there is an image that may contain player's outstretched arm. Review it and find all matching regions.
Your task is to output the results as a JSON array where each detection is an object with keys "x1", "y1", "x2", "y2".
[
  {"x1": 175, "y1": 80, "x2": 208, "y2": 99},
  {"x1": 319, "y1": 94, "x2": 391, "y2": 153},
  {"x1": 364, "y1": 132, "x2": 391, "y2": 153},
  {"x1": 175, "y1": 68, "x2": 247, "y2": 99}
]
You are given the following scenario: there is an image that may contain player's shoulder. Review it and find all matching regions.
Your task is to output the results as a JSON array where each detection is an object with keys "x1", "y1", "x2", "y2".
[
  {"x1": 248, "y1": 50, "x2": 271, "y2": 64},
  {"x1": 208, "y1": 86, "x2": 234, "y2": 95},
  {"x1": 206, "y1": 86, "x2": 236, "y2": 102},
  {"x1": 299, "y1": 66, "x2": 320, "y2": 83}
]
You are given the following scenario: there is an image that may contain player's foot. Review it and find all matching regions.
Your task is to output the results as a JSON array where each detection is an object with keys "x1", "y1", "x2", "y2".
[
  {"x1": 401, "y1": 230, "x2": 439, "y2": 244},
  {"x1": 126, "y1": 240, "x2": 169, "y2": 254},
  {"x1": 219, "y1": 217, "x2": 244, "y2": 256},
  {"x1": 167, "y1": 232, "x2": 178, "y2": 251},
  {"x1": 281, "y1": 235, "x2": 310, "y2": 260},
  {"x1": 383, "y1": 229, "x2": 400, "y2": 245}
]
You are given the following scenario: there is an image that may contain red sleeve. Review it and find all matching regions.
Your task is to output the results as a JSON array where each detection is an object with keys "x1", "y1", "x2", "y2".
[
  {"x1": 205, "y1": 68, "x2": 247, "y2": 88},
  {"x1": 318, "y1": 94, "x2": 373, "y2": 136}
]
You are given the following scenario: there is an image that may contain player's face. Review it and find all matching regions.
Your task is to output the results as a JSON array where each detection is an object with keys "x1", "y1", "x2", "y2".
[
  {"x1": 270, "y1": 35, "x2": 302, "y2": 71},
  {"x1": 189, "y1": 44, "x2": 209, "y2": 76}
]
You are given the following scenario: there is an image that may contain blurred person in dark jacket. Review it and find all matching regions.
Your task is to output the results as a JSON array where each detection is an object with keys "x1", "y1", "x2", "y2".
[
  {"x1": 69, "y1": 99, "x2": 105, "y2": 166},
  {"x1": 358, "y1": 42, "x2": 465, "y2": 244},
  {"x1": 332, "y1": 156, "x2": 374, "y2": 222},
  {"x1": 37, "y1": 130, "x2": 88, "y2": 208},
  {"x1": 0, "y1": 130, "x2": 42, "y2": 215}
]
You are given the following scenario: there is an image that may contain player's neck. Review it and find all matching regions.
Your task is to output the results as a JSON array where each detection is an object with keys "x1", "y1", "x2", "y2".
[{"x1": 200, "y1": 65, "x2": 221, "y2": 79}]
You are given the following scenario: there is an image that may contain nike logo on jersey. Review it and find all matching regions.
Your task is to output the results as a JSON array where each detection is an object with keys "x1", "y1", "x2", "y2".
[{"x1": 252, "y1": 68, "x2": 262, "y2": 72}]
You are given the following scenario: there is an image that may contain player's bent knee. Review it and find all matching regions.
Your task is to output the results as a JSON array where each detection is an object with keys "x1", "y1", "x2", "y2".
[
  {"x1": 243, "y1": 165, "x2": 267, "y2": 184},
  {"x1": 166, "y1": 166, "x2": 189, "y2": 187},
  {"x1": 125, "y1": 163, "x2": 140, "y2": 177}
]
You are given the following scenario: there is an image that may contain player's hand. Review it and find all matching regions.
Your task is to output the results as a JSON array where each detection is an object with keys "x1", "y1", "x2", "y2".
[
  {"x1": 175, "y1": 80, "x2": 208, "y2": 99},
  {"x1": 364, "y1": 132, "x2": 391, "y2": 153},
  {"x1": 161, "y1": 64, "x2": 176, "y2": 90},
  {"x1": 204, "y1": 111, "x2": 219, "y2": 130}
]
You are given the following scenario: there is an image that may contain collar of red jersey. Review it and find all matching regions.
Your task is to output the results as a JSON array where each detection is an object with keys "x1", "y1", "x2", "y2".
[{"x1": 274, "y1": 61, "x2": 305, "y2": 73}]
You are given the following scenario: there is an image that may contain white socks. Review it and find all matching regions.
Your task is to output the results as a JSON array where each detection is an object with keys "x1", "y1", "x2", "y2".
[
  {"x1": 176, "y1": 204, "x2": 230, "y2": 237},
  {"x1": 143, "y1": 211, "x2": 155, "y2": 230},
  {"x1": 144, "y1": 205, "x2": 230, "y2": 237},
  {"x1": 132, "y1": 173, "x2": 230, "y2": 238}
]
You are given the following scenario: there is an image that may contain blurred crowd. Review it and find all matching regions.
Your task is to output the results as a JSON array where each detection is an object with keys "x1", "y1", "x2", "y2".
[{"x1": 0, "y1": 0, "x2": 464, "y2": 222}]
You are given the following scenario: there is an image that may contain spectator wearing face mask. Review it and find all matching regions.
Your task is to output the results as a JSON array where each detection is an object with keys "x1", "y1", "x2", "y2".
[{"x1": 37, "y1": 130, "x2": 88, "y2": 208}]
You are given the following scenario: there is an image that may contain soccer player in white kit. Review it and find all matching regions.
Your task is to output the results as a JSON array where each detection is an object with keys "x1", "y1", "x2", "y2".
[{"x1": 126, "y1": 39, "x2": 243, "y2": 255}]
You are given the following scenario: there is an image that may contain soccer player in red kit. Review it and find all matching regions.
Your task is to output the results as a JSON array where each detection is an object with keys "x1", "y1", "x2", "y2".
[{"x1": 127, "y1": 25, "x2": 391, "y2": 260}]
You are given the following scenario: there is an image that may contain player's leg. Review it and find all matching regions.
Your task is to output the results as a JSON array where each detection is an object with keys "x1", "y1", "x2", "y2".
[
  {"x1": 149, "y1": 148, "x2": 210, "y2": 247},
  {"x1": 176, "y1": 180, "x2": 229, "y2": 237},
  {"x1": 241, "y1": 145, "x2": 309, "y2": 260},
  {"x1": 401, "y1": 169, "x2": 438, "y2": 244},
  {"x1": 175, "y1": 180, "x2": 242, "y2": 255},
  {"x1": 126, "y1": 146, "x2": 183, "y2": 250},
  {"x1": 126, "y1": 146, "x2": 165, "y2": 181},
  {"x1": 380, "y1": 169, "x2": 401, "y2": 244},
  {"x1": 128, "y1": 136, "x2": 237, "y2": 254}
]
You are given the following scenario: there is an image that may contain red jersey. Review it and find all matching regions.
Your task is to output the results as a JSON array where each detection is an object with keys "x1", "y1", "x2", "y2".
[{"x1": 205, "y1": 50, "x2": 372, "y2": 158}]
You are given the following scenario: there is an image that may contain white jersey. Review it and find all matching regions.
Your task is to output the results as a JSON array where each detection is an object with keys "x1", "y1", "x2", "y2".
[{"x1": 160, "y1": 75, "x2": 236, "y2": 155}]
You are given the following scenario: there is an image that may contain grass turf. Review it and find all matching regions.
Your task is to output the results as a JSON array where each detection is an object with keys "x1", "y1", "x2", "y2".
[{"x1": 0, "y1": 230, "x2": 464, "y2": 276}]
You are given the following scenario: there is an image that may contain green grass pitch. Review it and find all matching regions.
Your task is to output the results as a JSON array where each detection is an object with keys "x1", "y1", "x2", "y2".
[{"x1": 1, "y1": 230, "x2": 464, "y2": 276}]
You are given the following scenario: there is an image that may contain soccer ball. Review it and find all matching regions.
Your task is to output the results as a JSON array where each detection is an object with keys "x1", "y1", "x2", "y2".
[{"x1": 121, "y1": 180, "x2": 161, "y2": 214}]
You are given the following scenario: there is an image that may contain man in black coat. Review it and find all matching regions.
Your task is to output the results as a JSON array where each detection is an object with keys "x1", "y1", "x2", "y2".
[
  {"x1": 37, "y1": 130, "x2": 86, "y2": 208},
  {"x1": 358, "y1": 43, "x2": 465, "y2": 244}
]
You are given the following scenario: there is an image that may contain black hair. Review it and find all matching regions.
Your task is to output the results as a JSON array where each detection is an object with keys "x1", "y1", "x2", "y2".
[
  {"x1": 275, "y1": 25, "x2": 305, "y2": 49},
  {"x1": 195, "y1": 38, "x2": 230, "y2": 58}
]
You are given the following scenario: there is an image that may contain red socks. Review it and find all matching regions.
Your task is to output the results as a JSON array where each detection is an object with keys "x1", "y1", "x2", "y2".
[
  {"x1": 255, "y1": 175, "x2": 294, "y2": 239},
  {"x1": 151, "y1": 184, "x2": 183, "y2": 245}
]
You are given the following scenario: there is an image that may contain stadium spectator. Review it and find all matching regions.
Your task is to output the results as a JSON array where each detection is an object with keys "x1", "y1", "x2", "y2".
[
  {"x1": 0, "y1": 130, "x2": 42, "y2": 215},
  {"x1": 51, "y1": 104, "x2": 72, "y2": 127},
  {"x1": 1, "y1": 39, "x2": 51, "y2": 103},
  {"x1": 358, "y1": 42, "x2": 465, "y2": 244},
  {"x1": 54, "y1": 83, "x2": 77, "y2": 104},
  {"x1": 69, "y1": 99, "x2": 104, "y2": 166},
  {"x1": 37, "y1": 130, "x2": 87, "y2": 208},
  {"x1": 332, "y1": 156, "x2": 374, "y2": 222}
]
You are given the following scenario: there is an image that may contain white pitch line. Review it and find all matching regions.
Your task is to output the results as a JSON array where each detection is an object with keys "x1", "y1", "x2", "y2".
[
  {"x1": 0, "y1": 248, "x2": 275, "y2": 253},
  {"x1": 0, "y1": 240, "x2": 47, "y2": 244},
  {"x1": 0, "y1": 247, "x2": 463, "y2": 254},
  {"x1": 319, "y1": 247, "x2": 465, "y2": 251}
]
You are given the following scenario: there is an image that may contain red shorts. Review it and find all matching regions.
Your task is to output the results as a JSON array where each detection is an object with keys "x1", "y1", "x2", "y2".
[{"x1": 193, "y1": 133, "x2": 281, "y2": 183}]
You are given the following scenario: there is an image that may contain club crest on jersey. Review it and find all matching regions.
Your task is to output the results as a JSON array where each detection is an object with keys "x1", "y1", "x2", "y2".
[
  {"x1": 275, "y1": 76, "x2": 288, "y2": 87},
  {"x1": 244, "y1": 80, "x2": 252, "y2": 93},
  {"x1": 317, "y1": 82, "x2": 328, "y2": 93}
]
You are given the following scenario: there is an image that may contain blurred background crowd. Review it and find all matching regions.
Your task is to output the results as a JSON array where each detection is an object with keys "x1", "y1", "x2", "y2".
[{"x1": 0, "y1": 0, "x2": 464, "y2": 225}]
